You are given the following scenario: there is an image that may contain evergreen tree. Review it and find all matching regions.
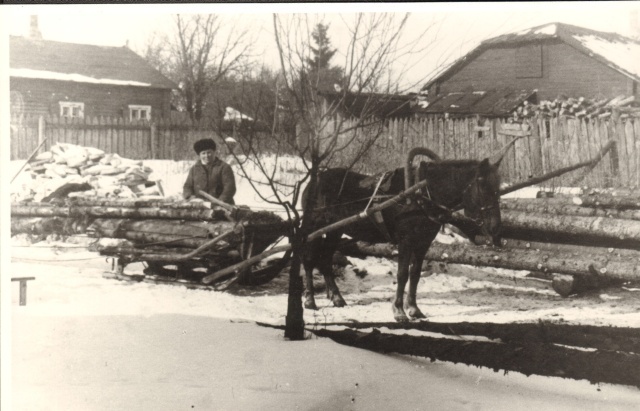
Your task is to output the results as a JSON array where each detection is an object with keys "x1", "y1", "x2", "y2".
[
  {"x1": 305, "y1": 23, "x2": 343, "y2": 93},
  {"x1": 306, "y1": 23, "x2": 337, "y2": 70}
]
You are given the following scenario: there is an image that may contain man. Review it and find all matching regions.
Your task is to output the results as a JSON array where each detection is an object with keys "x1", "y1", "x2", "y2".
[{"x1": 183, "y1": 138, "x2": 236, "y2": 204}]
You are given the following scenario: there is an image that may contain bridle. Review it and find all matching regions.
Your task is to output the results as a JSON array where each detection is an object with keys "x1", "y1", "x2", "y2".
[{"x1": 459, "y1": 174, "x2": 500, "y2": 229}]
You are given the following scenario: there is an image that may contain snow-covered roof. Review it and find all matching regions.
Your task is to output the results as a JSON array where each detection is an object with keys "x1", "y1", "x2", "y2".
[
  {"x1": 573, "y1": 34, "x2": 640, "y2": 79},
  {"x1": 423, "y1": 23, "x2": 640, "y2": 90},
  {"x1": 10, "y1": 68, "x2": 153, "y2": 87},
  {"x1": 10, "y1": 36, "x2": 176, "y2": 89}
]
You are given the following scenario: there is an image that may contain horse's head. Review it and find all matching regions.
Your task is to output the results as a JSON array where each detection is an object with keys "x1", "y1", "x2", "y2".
[{"x1": 462, "y1": 158, "x2": 503, "y2": 245}]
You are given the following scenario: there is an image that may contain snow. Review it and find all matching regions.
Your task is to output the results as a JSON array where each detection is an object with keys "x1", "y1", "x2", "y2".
[
  {"x1": 534, "y1": 24, "x2": 558, "y2": 36},
  {"x1": 573, "y1": 35, "x2": 640, "y2": 78},
  {"x1": 513, "y1": 24, "x2": 558, "y2": 38},
  {"x1": 7, "y1": 158, "x2": 640, "y2": 409},
  {"x1": 9, "y1": 68, "x2": 153, "y2": 87},
  {"x1": 224, "y1": 106, "x2": 254, "y2": 122}
]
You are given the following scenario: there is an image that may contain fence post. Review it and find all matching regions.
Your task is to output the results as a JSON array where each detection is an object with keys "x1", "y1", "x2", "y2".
[
  {"x1": 608, "y1": 109, "x2": 621, "y2": 184},
  {"x1": 529, "y1": 117, "x2": 543, "y2": 176},
  {"x1": 38, "y1": 115, "x2": 46, "y2": 152},
  {"x1": 150, "y1": 122, "x2": 157, "y2": 159}
]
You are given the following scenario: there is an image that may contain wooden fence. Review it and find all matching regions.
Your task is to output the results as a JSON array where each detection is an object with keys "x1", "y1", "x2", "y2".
[
  {"x1": 10, "y1": 114, "x2": 221, "y2": 162},
  {"x1": 10, "y1": 112, "x2": 640, "y2": 188},
  {"x1": 347, "y1": 114, "x2": 639, "y2": 188}
]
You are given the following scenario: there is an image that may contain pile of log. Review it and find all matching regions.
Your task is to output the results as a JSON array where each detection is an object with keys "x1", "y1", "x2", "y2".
[
  {"x1": 511, "y1": 95, "x2": 639, "y2": 122},
  {"x1": 11, "y1": 195, "x2": 289, "y2": 286},
  {"x1": 340, "y1": 188, "x2": 640, "y2": 297},
  {"x1": 14, "y1": 142, "x2": 160, "y2": 202}
]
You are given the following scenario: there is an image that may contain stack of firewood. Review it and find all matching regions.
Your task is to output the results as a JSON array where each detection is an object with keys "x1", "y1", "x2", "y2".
[
  {"x1": 16, "y1": 143, "x2": 160, "y2": 202},
  {"x1": 511, "y1": 95, "x2": 638, "y2": 122}
]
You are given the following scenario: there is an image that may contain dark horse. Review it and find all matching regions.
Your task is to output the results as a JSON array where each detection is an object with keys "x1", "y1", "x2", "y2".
[{"x1": 302, "y1": 147, "x2": 509, "y2": 322}]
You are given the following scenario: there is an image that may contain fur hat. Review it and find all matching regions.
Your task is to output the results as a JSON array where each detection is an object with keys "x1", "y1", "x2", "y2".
[{"x1": 193, "y1": 138, "x2": 216, "y2": 154}]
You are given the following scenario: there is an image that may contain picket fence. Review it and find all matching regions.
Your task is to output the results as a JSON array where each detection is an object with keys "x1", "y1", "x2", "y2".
[{"x1": 10, "y1": 113, "x2": 640, "y2": 188}]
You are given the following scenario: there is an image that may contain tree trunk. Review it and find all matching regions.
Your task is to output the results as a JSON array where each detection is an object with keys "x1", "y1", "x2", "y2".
[
  {"x1": 339, "y1": 241, "x2": 640, "y2": 282},
  {"x1": 12, "y1": 204, "x2": 226, "y2": 221},
  {"x1": 500, "y1": 198, "x2": 640, "y2": 220},
  {"x1": 551, "y1": 273, "x2": 621, "y2": 297},
  {"x1": 499, "y1": 210, "x2": 640, "y2": 248},
  {"x1": 574, "y1": 195, "x2": 640, "y2": 210},
  {"x1": 53, "y1": 198, "x2": 215, "y2": 209},
  {"x1": 475, "y1": 235, "x2": 640, "y2": 259}
]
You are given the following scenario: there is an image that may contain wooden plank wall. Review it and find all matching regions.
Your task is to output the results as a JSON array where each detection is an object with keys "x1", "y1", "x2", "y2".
[{"x1": 10, "y1": 113, "x2": 640, "y2": 188}]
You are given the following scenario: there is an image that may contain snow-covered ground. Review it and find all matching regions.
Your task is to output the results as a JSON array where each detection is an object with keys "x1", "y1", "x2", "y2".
[{"x1": 6, "y1": 158, "x2": 640, "y2": 410}]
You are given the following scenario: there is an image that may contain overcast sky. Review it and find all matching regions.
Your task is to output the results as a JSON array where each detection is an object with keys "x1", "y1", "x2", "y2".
[{"x1": 3, "y1": 2, "x2": 639, "y2": 91}]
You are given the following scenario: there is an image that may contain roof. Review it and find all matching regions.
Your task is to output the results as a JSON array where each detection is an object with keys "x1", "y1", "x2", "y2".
[
  {"x1": 320, "y1": 91, "x2": 414, "y2": 119},
  {"x1": 422, "y1": 22, "x2": 640, "y2": 90},
  {"x1": 414, "y1": 88, "x2": 537, "y2": 117},
  {"x1": 10, "y1": 36, "x2": 177, "y2": 89}
]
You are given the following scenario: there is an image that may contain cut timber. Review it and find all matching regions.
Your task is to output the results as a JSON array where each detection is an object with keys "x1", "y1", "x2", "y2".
[
  {"x1": 11, "y1": 204, "x2": 227, "y2": 221},
  {"x1": 12, "y1": 216, "x2": 89, "y2": 236},
  {"x1": 500, "y1": 198, "x2": 640, "y2": 220},
  {"x1": 574, "y1": 195, "x2": 640, "y2": 210},
  {"x1": 551, "y1": 274, "x2": 621, "y2": 297},
  {"x1": 87, "y1": 219, "x2": 239, "y2": 248},
  {"x1": 47, "y1": 197, "x2": 215, "y2": 209},
  {"x1": 500, "y1": 210, "x2": 640, "y2": 248},
  {"x1": 339, "y1": 241, "x2": 640, "y2": 282},
  {"x1": 475, "y1": 236, "x2": 640, "y2": 259}
]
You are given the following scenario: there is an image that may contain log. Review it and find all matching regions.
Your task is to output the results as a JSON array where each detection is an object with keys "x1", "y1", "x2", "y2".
[
  {"x1": 339, "y1": 241, "x2": 640, "y2": 282},
  {"x1": 11, "y1": 216, "x2": 93, "y2": 236},
  {"x1": 86, "y1": 219, "x2": 239, "y2": 248},
  {"x1": 574, "y1": 195, "x2": 640, "y2": 210},
  {"x1": 499, "y1": 210, "x2": 640, "y2": 248},
  {"x1": 500, "y1": 140, "x2": 615, "y2": 196},
  {"x1": 500, "y1": 198, "x2": 640, "y2": 220},
  {"x1": 475, "y1": 236, "x2": 640, "y2": 259},
  {"x1": 11, "y1": 204, "x2": 227, "y2": 221},
  {"x1": 44, "y1": 197, "x2": 215, "y2": 209},
  {"x1": 551, "y1": 273, "x2": 621, "y2": 297}
]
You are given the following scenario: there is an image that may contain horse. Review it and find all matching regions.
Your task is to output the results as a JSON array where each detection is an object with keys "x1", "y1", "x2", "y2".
[{"x1": 302, "y1": 146, "x2": 511, "y2": 322}]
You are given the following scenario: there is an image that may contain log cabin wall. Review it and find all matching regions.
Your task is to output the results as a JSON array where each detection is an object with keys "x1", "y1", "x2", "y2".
[
  {"x1": 428, "y1": 41, "x2": 634, "y2": 102},
  {"x1": 10, "y1": 78, "x2": 172, "y2": 119}
]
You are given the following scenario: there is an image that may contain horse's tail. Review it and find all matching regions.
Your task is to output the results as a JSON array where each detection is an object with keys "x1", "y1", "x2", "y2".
[{"x1": 405, "y1": 147, "x2": 441, "y2": 190}]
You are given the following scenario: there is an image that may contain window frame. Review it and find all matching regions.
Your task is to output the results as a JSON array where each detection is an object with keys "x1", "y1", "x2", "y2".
[
  {"x1": 128, "y1": 105, "x2": 152, "y2": 121},
  {"x1": 59, "y1": 101, "x2": 85, "y2": 118}
]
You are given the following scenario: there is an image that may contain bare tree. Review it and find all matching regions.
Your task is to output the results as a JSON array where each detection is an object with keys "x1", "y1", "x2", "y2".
[
  {"x1": 212, "y1": 13, "x2": 438, "y2": 340},
  {"x1": 139, "y1": 14, "x2": 253, "y2": 121}
]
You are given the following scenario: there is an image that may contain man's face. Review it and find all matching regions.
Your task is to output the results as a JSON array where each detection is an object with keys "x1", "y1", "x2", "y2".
[{"x1": 199, "y1": 148, "x2": 216, "y2": 165}]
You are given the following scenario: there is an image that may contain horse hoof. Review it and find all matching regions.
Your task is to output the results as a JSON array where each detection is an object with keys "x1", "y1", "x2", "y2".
[
  {"x1": 394, "y1": 313, "x2": 410, "y2": 323},
  {"x1": 405, "y1": 306, "x2": 427, "y2": 320},
  {"x1": 332, "y1": 295, "x2": 347, "y2": 308},
  {"x1": 304, "y1": 300, "x2": 318, "y2": 310},
  {"x1": 408, "y1": 310, "x2": 427, "y2": 320}
]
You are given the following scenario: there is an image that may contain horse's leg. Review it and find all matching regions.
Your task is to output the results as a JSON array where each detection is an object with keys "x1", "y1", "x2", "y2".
[
  {"x1": 392, "y1": 241, "x2": 411, "y2": 322},
  {"x1": 404, "y1": 243, "x2": 428, "y2": 320},
  {"x1": 319, "y1": 233, "x2": 346, "y2": 307},
  {"x1": 302, "y1": 239, "x2": 319, "y2": 310},
  {"x1": 405, "y1": 227, "x2": 438, "y2": 320}
]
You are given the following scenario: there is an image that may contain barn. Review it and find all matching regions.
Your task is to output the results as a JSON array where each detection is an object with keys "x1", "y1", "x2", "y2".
[
  {"x1": 419, "y1": 23, "x2": 640, "y2": 116},
  {"x1": 10, "y1": 36, "x2": 177, "y2": 120}
]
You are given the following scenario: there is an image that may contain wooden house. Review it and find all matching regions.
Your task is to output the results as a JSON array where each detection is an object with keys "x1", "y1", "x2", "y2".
[
  {"x1": 418, "y1": 23, "x2": 640, "y2": 117},
  {"x1": 10, "y1": 36, "x2": 177, "y2": 120}
]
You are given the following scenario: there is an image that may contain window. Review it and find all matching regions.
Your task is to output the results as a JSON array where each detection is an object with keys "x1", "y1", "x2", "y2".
[
  {"x1": 59, "y1": 102, "x2": 84, "y2": 118},
  {"x1": 129, "y1": 105, "x2": 151, "y2": 121},
  {"x1": 516, "y1": 44, "x2": 543, "y2": 78}
]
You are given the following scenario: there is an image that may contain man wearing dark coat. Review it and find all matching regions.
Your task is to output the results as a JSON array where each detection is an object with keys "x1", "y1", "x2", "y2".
[{"x1": 183, "y1": 138, "x2": 236, "y2": 204}]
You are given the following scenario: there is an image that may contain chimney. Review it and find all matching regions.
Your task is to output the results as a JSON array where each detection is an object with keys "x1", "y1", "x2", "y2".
[{"x1": 29, "y1": 15, "x2": 42, "y2": 39}]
